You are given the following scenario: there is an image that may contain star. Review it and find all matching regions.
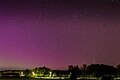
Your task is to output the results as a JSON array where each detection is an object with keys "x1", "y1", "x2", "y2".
[{"x1": 112, "y1": 0, "x2": 114, "y2": 2}]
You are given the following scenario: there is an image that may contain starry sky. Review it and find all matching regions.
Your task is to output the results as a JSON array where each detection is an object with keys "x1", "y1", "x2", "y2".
[{"x1": 0, "y1": 0, "x2": 120, "y2": 70}]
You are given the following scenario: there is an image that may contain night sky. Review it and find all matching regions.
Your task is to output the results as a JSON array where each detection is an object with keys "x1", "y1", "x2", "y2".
[{"x1": 0, "y1": 0, "x2": 120, "y2": 70}]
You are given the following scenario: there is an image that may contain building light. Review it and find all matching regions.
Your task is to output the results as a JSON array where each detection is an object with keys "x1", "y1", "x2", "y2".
[
  {"x1": 49, "y1": 71, "x2": 52, "y2": 77},
  {"x1": 20, "y1": 72, "x2": 25, "y2": 77},
  {"x1": 32, "y1": 71, "x2": 36, "y2": 76}
]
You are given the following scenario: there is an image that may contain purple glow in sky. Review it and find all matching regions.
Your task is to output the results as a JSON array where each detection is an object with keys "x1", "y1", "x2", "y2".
[{"x1": 0, "y1": 0, "x2": 120, "y2": 70}]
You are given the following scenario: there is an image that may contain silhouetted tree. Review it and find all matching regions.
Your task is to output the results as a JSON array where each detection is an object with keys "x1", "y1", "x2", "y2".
[
  {"x1": 87, "y1": 64, "x2": 117, "y2": 79},
  {"x1": 25, "y1": 69, "x2": 30, "y2": 77},
  {"x1": 116, "y1": 64, "x2": 120, "y2": 77},
  {"x1": 33, "y1": 66, "x2": 51, "y2": 77},
  {"x1": 53, "y1": 70, "x2": 69, "y2": 78},
  {"x1": 81, "y1": 64, "x2": 87, "y2": 79},
  {"x1": 68, "y1": 65, "x2": 81, "y2": 80}
]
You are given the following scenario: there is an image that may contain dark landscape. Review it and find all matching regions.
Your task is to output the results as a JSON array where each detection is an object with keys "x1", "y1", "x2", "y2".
[
  {"x1": 0, "y1": 64, "x2": 119, "y2": 80},
  {"x1": 0, "y1": 0, "x2": 120, "y2": 80}
]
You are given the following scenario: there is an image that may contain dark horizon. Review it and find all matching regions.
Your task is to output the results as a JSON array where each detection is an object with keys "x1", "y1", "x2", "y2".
[{"x1": 0, "y1": 63, "x2": 119, "y2": 71}]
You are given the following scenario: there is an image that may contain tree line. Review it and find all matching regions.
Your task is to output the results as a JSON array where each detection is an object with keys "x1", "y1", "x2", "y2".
[{"x1": 24, "y1": 64, "x2": 120, "y2": 80}]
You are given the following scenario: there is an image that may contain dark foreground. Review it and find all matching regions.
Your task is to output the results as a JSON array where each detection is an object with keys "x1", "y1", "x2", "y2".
[
  {"x1": 0, "y1": 79, "x2": 94, "y2": 80},
  {"x1": 0, "y1": 78, "x2": 119, "y2": 80},
  {"x1": 0, "y1": 78, "x2": 96, "y2": 80}
]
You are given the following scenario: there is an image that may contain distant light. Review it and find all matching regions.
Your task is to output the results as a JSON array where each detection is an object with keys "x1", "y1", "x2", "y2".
[
  {"x1": 32, "y1": 71, "x2": 35, "y2": 76},
  {"x1": 20, "y1": 72, "x2": 25, "y2": 77},
  {"x1": 49, "y1": 71, "x2": 52, "y2": 77}
]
